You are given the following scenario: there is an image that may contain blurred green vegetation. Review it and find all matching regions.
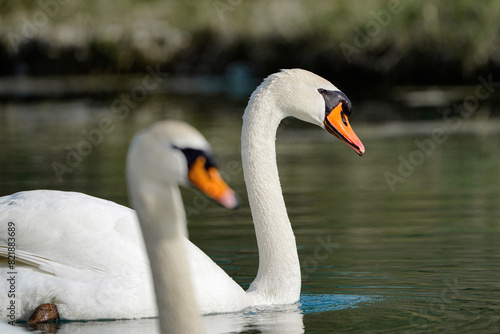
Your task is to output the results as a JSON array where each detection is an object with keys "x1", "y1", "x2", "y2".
[{"x1": 0, "y1": 0, "x2": 499, "y2": 85}]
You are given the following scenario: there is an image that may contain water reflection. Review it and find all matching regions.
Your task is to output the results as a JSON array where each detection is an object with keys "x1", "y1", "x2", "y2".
[
  {"x1": 22, "y1": 305, "x2": 304, "y2": 334},
  {"x1": 21, "y1": 294, "x2": 378, "y2": 334}
]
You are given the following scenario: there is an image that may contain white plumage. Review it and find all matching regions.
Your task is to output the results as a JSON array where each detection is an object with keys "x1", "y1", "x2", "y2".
[{"x1": 0, "y1": 69, "x2": 364, "y2": 323}]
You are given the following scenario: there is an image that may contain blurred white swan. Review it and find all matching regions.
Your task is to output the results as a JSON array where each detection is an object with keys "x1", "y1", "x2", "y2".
[{"x1": 127, "y1": 121, "x2": 225, "y2": 333}]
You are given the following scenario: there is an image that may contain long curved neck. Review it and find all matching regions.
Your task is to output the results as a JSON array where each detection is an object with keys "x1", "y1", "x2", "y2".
[
  {"x1": 128, "y1": 174, "x2": 204, "y2": 334},
  {"x1": 242, "y1": 88, "x2": 301, "y2": 303}
]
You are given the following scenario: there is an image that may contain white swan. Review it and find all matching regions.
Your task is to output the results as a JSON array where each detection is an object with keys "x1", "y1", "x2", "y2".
[
  {"x1": 239, "y1": 69, "x2": 364, "y2": 307},
  {"x1": 0, "y1": 68, "x2": 364, "y2": 322}
]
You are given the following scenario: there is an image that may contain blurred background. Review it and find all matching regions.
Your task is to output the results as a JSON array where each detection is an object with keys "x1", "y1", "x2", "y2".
[
  {"x1": 1, "y1": 1, "x2": 500, "y2": 333},
  {"x1": 1, "y1": 0, "x2": 500, "y2": 95}
]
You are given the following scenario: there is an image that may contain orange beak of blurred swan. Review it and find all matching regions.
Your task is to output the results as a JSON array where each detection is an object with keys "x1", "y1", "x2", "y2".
[{"x1": 188, "y1": 156, "x2": 239, "y2": 209}]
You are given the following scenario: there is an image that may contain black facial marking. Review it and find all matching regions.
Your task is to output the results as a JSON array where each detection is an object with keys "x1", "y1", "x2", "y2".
[
  {"x1": 173, "y1": 146, "x2": 216, "y2": 171},
  {"x1": 318, "y1": 89, "x2": 353, "y2": 117}
]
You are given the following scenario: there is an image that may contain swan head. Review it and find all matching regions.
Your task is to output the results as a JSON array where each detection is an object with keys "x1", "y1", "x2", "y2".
[
  {"x1": 127, "y1": 120, "x2": 239, "y2": 209},
  {"x1": 258, "y1": 69, "x2": 365, "y2": 156}
]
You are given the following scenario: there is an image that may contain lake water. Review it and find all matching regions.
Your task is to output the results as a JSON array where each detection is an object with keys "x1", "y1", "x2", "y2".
[{"x1": 1, "y1": 93, "x2": 500, "y2": 333}]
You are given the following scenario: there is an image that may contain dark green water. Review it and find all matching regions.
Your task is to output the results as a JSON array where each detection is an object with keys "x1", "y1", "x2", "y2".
[{"x1": 1, "y1": 95, "x2": 499, "y2": 333}]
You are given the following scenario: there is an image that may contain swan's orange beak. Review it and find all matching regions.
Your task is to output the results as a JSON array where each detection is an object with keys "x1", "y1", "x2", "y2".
[
  {"x1": 324, "y1": 103, "x2": 365, "y2": 156},
  {"x1": 188, "y1": 156, "x2": 239, "y2": 209}
]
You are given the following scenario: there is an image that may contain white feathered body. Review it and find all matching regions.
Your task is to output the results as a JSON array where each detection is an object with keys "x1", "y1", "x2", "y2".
[{"x1": 0, "y1": 190, "x2": 246, "y2": 321}]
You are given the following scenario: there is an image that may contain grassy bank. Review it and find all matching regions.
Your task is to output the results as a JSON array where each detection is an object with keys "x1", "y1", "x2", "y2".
[{"x1": 1, "y1": 0, "x2": 499, "y2": 88}]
